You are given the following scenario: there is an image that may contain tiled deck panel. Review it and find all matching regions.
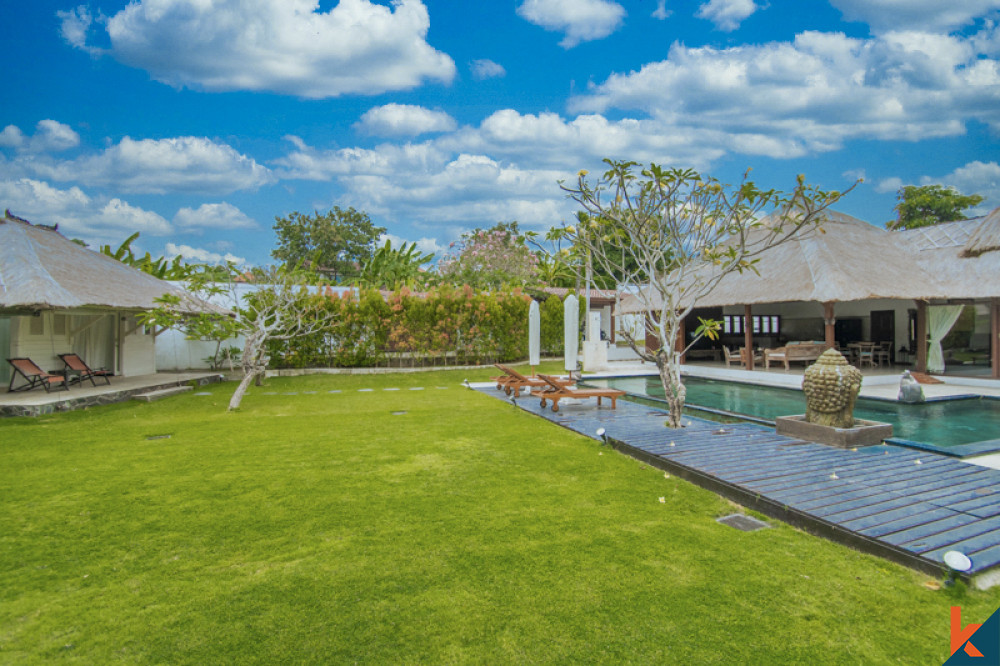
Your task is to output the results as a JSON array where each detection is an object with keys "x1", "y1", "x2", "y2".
[{"x1": 479, "y1": 384, "x2": 1000, "y2": 582}]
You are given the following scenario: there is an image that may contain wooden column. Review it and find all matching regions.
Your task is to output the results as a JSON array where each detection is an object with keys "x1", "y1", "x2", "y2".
[
  {"x1": 743, "y1": 304, "x2": 754, "y2": 370},
  {"x1": 914, "y1": 300, "x2": 928, "y2": 373},
  {"x1": 645, "y1": 312, "x2": 660, "y2": 353},
  {"x1": 823, "y1": 301, "x2": 836, "y2": 349},
  {"x1": 992, "y1": 298, "x2": 1000, "y2": 379}
]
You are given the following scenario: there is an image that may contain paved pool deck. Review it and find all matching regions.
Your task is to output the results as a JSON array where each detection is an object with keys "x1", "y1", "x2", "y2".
[{"x1": 475, "y1": 381, "x2": 1000, "y2": 589}]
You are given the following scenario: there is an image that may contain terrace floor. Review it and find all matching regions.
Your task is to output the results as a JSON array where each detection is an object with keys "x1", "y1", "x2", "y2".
[
  {"x1": 0, "y1": 371, "x2": 224, "y2": 417},
  {"x1": 475, "y1": 381, "x2": 1000, "y2": 589}
]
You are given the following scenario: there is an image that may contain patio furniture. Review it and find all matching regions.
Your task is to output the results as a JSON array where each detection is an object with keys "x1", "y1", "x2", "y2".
[
  {"x1": 874, "y1": 341, "x2": 893, "y2": 367},
  {"x1": 764, "y1": 342, "x2": 826, "y2": 371},
  {"x1": 723, "y1": 345, "x2": 762, "y2": 369},
  {"x1": 492, "y1": 363, "x2": 573, "y2": 396},
  {"x1": 530, "y1": 374, "x2": 626, "y2": 412},
  {"x1": 6, "y1": 358, "x2": 69, "y2": 393},
  {"x1": 58, "y1": 353, "x2": 112, "y2": 387},
  {"x1": 849, "y1": 342, "x2": 877, "y2": 368}
]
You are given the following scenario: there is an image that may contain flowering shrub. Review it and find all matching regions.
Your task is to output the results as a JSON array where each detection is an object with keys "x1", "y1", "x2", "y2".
[{"x1": 437, "y1": 226, "x2": 539, "y2": 289}]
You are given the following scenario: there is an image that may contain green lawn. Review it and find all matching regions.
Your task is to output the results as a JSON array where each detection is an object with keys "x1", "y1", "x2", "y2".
[{"x1": 2, "y1": 364, "x2": 998, "y2": 663}]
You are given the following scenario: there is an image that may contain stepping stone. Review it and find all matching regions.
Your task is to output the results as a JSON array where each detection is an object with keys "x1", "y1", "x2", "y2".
[
  {"x1": 327, "y1": 390, "x2": 341, "y2": 394},
  {"x1": 384, "y1": 388, "x2": 400, "y2": 391},
  {"x1": 193, "y1": 392, "x2": 212, "y2": 396},
  {"x1": 359, "y1": 389, "x2": 374, "y2": 392},
  {"x1": 262, "y1": 392, "x2": 277, "y2": 395},
  {"x1": 303, "y1": 391, "x2": 317, "y2": 394},
  {"x1": 409, "y1": 387, "x2": 424, "y2": 391},
  {"x1": 133, "y1": 386, "x2": 192, "y2": 402}
]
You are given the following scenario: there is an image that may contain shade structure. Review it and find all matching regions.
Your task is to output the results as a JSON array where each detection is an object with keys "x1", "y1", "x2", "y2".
[
  {"x1": 616, "y1": 210, "x2": 954, "y2": 314},
  {"x1": 564, "y1": 294, "x2": 579, "y2": 373},
  {"x1": 0, "y1": 211, "x2": 216, "y2": 314},
  {"x1": 528, "y1": 299, "x2": 540, "y2": 367}
]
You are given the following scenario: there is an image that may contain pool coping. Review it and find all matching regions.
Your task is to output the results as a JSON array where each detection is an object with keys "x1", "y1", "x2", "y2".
[{"x1": 582, "y1": 376, "x2": 1000, "y2": 459}]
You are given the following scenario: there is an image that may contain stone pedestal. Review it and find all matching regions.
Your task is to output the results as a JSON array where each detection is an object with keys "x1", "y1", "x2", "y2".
[
  {"x1": 582, "y1": 340, "x2": 609, "y2": 372},
  {"x1": 775, "y1": 415, "x2": 893, "y2": 449}
]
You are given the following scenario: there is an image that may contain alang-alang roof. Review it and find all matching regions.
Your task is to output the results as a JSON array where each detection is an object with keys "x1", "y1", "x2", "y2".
[
  {"x1": 0, "y1": 211, "x2": 214, "y2": 314},
  {"x1": 616, "y1": 208, "x2": 1000, "y2": 314}
]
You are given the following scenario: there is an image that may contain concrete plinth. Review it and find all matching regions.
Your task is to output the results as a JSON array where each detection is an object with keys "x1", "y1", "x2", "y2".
[{"x1": 775, "y1": 415, "x2": 893, "y2": 449}]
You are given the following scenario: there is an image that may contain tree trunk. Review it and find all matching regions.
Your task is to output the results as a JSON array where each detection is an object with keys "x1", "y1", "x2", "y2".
[
  {"x1": 228, "y1": 332, "x2": 262, "y2": 411},
  {"x1": 656, "y1": 350, "x2": 686, "y2": 428}
]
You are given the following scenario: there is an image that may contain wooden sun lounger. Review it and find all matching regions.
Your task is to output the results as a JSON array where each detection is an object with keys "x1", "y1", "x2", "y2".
[
  {"x1": 493, "y1": 363, "x2": 573, "y2": 396},
  {"x1": 6, "y1": 357, "x2": 69, "y2": 393},
  {"x1": 530, "y1": 374, "x2": 626, "y2": 412},
  {"x1": 58, "y1": 353, "x2": 112, "y2": 386}
]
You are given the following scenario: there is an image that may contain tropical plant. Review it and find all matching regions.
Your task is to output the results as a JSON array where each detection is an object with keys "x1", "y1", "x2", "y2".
[
  {"x1": 560, "y1": 160, "x2": 856, "y2": 428},
  {"x1": 357, "y1": 239, "x2": 434, "y2": 289},
  {"x1": 100, "y1": 232, "x2": 197, "y2": 280}
]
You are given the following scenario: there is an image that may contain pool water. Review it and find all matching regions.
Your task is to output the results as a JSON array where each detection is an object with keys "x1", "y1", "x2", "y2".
[{"x1": 589, "y1": 375, "x2": 1000, "y2": 453}]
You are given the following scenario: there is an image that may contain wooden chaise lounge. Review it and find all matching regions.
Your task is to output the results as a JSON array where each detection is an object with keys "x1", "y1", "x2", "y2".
[
  {"x1": 530, "y1": 374, "x2": 626, "y2": 412},
  {"x1": 493, "y1": 363, "x2": 573, "y2": 396},
  {"x1": 59, "y1": 353, "x2": 112, "y2": 386},
  {"x1": 7, "y1": 357, "x2": 69, "y2": 393}
]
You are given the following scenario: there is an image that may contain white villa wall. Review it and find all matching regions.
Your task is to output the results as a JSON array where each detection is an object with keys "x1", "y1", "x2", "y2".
[
  {"x1": 119, "y1": 313, "x2": 156, "y2": 376},
  {"x1": 8, "y1": 311, "x2": 119, "y2": 377}
]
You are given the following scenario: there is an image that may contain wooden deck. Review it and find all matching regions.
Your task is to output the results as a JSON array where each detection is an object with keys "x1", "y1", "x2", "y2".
[{"x1": 477, "y1": 384, "x2": 1000, "y2": 588}]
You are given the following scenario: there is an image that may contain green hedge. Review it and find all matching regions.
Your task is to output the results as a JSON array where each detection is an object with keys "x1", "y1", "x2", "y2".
[{"x1": 267, "y1": 286, "x2": 568, "y2": 369}]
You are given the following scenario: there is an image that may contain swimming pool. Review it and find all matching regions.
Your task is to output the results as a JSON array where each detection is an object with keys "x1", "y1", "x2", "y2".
[{"x1": 586, "y1": 375, "x2": 1000, "y2": 457}]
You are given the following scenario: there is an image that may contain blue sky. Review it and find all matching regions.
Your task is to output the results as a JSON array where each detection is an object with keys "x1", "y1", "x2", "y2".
[{"x1": 2, "y1": 0, "x2": 999, "y2": 267}]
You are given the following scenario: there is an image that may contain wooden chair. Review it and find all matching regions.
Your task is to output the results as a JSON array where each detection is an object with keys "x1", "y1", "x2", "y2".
[
  {"x1": 58, "y1": 353, "x2": 112, "y2": 387},
  {"x1": 855, "y1": 342, "x2": 876, "y2": 368},
  {"x1": 6, "y1": 358, "x2": 69, "y2": 393},
  {"x1": 722, "y1": 346, "x2": 742, "y2": 367},
  {"x1": 530, "y1": 374, "x2": 626, "y2": 412},
  {"x1": 874, "y1": 342, "x2": 892, "y2": 368},
  {"x1": 493, "y1": 363, "x2": 573, "y2": 396}
]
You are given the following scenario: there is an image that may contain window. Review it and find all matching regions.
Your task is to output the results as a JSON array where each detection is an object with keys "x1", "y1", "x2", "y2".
[
  {"x1": 52, "y1": 314, "x2": 67, "y2": 336},
  {"x1": 723, "y1": 314, "x2": 780, "y2": 336},
  {"x1": 29, "y1": 315, "x2": 44, "y2": 336}
]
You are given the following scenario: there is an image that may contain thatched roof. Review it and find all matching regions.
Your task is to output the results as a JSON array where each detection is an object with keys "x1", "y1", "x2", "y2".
[
  {"x1": 618, "y1": 210, "x2": 949, "y2": 314},
  {"x1": 0, "y1": 211, "x2": 217, "y2": 314},
  {"x1": 961, "y1": 207, "x2": 1000, "y2": 258}
]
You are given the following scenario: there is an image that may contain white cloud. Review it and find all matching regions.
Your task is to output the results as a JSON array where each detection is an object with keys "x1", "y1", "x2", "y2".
[
  {"x1": 165, "y1": 242, "x2": 245, "y2": 266},
  {"x1": 379, "y1": 232, "x2": 444, "y2": 258},
  {"x1": 174, "y1": 202, "x2": 257, "y2": 230},
  {"x1": 0, "y1": 121, "x2": 80, "y2": 153},
  {"x1": 0, "y1": 126, "x2": 24, "y2": 149},
  {"x1": 652, "y1": 1, "x2": 671, "y2": 20},
  {"x1": 696, "y1": 0, "x2": 759, "y2": 32},
  {"x1": 876, "y1": 176, "x2": 904, "y2": 194},
  {"x1": 355, "y1": 104, "x2": 457, "y2": 137},
  {"x1": 829, "y1": 0, "x2": 1000, "y2": 33},
  {"x1": 0, "y1": 177, "x2": 172, "y2": 244},
  {"x1": 517, "y1": 0, "x2": 626, "y2": 48},
  {"x1": 61, "y1": 0, "x2": 455, "y2": 98},
  {"x1": 471, "y1": 59, "x2": 506, "y2": 80},
  {"x1": 933, "y1": 160, "x2": 1000, "y2": 212},
  {"x1": 101, "y1": 198, "x2": 173, "y2": 235},
  {"x1": 56, "y1": 5, "x2": 105, "y2": 56},
  {"x1": 569, "y1": 27, "x2": 1000, "y2": 154},
  {"x1": 29, "y1": 136, "x2": 273, "y2": 194}
]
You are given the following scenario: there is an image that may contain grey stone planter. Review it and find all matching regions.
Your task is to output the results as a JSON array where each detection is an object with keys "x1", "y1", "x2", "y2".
[{"x1": 775, "y1": 415, "x2": 893, "y2": 449}]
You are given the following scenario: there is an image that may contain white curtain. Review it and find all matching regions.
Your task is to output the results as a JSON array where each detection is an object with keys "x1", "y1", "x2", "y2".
[{"x1": 927, "y1": 305, "x2": 964, "y2": 374}]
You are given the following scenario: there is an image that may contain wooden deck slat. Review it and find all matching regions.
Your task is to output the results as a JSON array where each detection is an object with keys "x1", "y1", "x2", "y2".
[{"x1": 475, "y1": 386, "x2": 1000, "y2": 579}]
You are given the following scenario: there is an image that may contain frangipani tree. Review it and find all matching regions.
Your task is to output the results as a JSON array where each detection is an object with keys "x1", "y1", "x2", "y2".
[
  {"x1": 558, "y1": 160, "x2": 856, "y2": 428},
  {"x1": 142, "y1": 263, "x2": 339, "y2": 411}
]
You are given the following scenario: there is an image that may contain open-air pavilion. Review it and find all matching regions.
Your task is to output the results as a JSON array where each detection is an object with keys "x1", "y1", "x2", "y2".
[
  {"x1": 0, "y1": 211, "x2": 223, "y2": 405},
  {"x1": 618, "y1": 208, "x2": 1000, "y2": 381}
]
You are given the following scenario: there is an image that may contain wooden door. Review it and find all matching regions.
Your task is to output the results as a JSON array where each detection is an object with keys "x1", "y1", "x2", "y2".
[{"x1": 870, "y1": 309, "x2": 895, "y2": 343}]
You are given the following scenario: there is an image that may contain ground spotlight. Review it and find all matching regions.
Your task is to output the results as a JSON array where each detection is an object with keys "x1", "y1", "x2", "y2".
[
  {"x1": 943, "y1": 550, "x2": 972, "y2": 587},
  {"x1": 596, "y1": 427, "x2": 608, "y2": 445}
]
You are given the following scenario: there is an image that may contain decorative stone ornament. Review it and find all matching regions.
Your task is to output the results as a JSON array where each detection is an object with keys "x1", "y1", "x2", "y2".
[{"x1": 802, "y1": 348, "x2": 862, "y2": 428}]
